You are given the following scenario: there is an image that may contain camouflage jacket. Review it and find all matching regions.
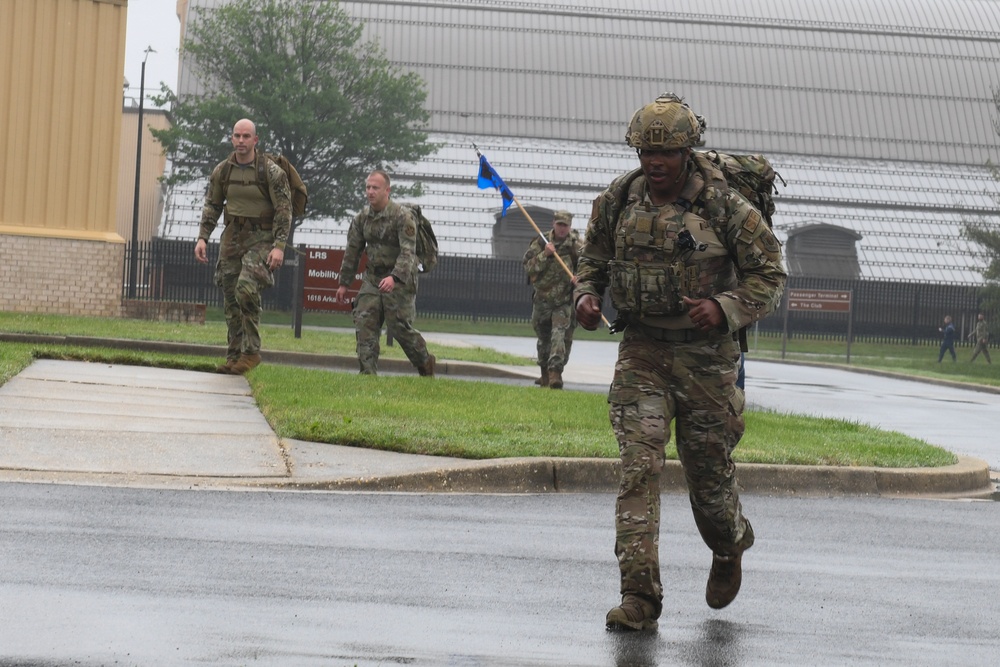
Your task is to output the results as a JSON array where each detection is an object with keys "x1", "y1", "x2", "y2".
[
  {"x1": 523, "y1": 229, "x2": 582, "y2": 306},
  {"x1": 975, "y1": 320, "x2": 990, "y2": 342},
  {"x1": 574, "y1": 156, "x2": 786, "y2": 333},
  {"x1": 198, "y1": 151, "x2": 292, "y2": 251},
  {"x1": 340, "y1": 200, "x2": 419, "y2": 293}
]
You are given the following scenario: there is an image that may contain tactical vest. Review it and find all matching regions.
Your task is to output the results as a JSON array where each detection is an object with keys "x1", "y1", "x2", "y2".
[
  {"x1": 607, "y1": 155, "x2": 737, "y2": 319},
  {"x1": 222, "y1": 154, "x2": 276, "y2": 226}
]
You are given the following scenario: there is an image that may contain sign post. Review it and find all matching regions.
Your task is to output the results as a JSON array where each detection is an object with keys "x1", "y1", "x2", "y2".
[{"x1": 782, "y1": 288, "x2": 854, "y2": 362}]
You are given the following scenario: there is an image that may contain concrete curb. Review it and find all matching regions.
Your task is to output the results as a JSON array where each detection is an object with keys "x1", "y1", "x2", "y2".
[
  {"x1": 0, "y1": 333, "x2": 532, "y2": 380},
  {"x1": 256, "y1": 453, "x2": 994, "y2": 499},
  {"x1": 2, "y1": 455, "x2": 992, "y2": 499}
]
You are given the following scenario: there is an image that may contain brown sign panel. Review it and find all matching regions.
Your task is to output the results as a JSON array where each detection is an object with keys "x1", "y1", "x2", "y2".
[
  {"x1": 302, "y1": 248, "x2": 366, "y2": 312},
  {"x1": 787, "y1": 289, "x2": 852, "y2": 312}
]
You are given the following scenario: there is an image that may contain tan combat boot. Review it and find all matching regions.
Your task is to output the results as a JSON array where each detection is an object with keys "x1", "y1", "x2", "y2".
[
  {"x1": 547, "y1": 368, "x2": 563, "y2": 389},
  {"x1": 215, "y1": 358, "x2": 238, "y2": 374},
  {"x1": 606, "y1": 594, "x2": 658, "y2": 631},
  {"x1": 417, "y1": 354, "x2": 436, "y2": 377},
  {"x1": 706, "y1": 550, "x2": 746, "y2": 609},
  {"x1": 229, "y1": 353, "x2": 262, "y2": 375},
  {"x1": 535, "y1": 366, "x2": 549, "y2": 387}
]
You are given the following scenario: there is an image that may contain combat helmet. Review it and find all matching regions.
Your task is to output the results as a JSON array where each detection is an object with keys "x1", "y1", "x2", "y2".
[
  {"x1": 625, "y1": 92, "x2": 706, "y2": 150},
  {"x1": 552, "y1": 210, "x2": 573, "y2": 225}
]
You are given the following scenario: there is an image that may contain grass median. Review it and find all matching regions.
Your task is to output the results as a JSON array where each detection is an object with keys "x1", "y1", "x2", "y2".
[{"x1": 0, "y1": 311, "x2": 967, "y2": 468}]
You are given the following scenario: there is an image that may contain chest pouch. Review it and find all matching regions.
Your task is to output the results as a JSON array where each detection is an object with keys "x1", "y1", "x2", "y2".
[{"x1": 610, "y1": 205, "x2": 693, "y2": 317}]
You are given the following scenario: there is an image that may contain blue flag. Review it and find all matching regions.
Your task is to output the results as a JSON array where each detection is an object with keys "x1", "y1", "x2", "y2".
[{"x1": 477, "y1": 153, "x2": 515, "y2": 216}]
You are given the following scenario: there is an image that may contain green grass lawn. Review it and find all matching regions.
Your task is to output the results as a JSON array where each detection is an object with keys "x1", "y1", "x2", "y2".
[
  {"x1": 742, "y1": 331, "x2": 1000, "y2": 388},
  {"x1": 0, "y1": 310, "x2": 975, "y2": 468}
]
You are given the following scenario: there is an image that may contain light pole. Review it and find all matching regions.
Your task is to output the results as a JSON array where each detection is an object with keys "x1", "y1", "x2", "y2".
[{"x1": 128, "y1": 46, "x2": 155, "y2": 299}]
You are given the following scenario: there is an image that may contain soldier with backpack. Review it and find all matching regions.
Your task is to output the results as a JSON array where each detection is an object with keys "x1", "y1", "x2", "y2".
[
  {"x1": 195, "y1": 118, "x2": 291, "y2": 375},
  {"x1": 574, "y1": 93, "x2": 786, "y2": 631},
  {"x1": 522, "y1": 210, "x2": 583, "y2": 389},
  {"x1": 335, "y1": 170, "x2": 435, "y2": 377}
]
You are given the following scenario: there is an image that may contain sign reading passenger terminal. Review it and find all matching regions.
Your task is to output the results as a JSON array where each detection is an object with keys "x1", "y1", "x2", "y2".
[
  {"x1": 786, "y1": 288, "x2": 852, "y2": 312},
  {"x1": 302, "y1": 248, "x2": 365, "y2": 312}
]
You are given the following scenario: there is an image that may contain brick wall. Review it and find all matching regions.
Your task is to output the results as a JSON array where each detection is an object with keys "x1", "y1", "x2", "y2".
[{"x1": 0, "y1": 235, "x2": 124, "y2": 317}]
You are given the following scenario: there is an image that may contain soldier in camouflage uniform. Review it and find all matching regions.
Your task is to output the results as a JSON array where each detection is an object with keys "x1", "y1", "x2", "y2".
[
  {"x1": 523, "y1": 210, "x2": 583, "y2": 389},
  {"x1": 574, "y1": 93, "x2": 786, "y2": 631},
  {"x1": 968, "y1": 313, "x2": 991, "y2": 364},
  {"x1": 335, "y1": 170, "x2": 435, "y2": 377},
  {"x1": 195, "y1": 118, "x2": 291, "y2": 375}
]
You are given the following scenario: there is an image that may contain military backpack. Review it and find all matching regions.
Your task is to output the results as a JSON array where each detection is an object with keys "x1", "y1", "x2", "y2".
[
  {"x1": 221, "y1": 152, "x2": 309, "y2": 219},
  {"x1": 697, "y1": 150, "x2": 783, "y2": 227},
  {"x1": 607, "y1": 150, "x2": 783, "y2": 230},
  {"x1": 402, "y1": 203, "x2": 439, "y2": 273}
]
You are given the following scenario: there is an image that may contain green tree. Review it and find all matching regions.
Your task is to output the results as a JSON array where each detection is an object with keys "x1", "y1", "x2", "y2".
[
  {"x1": 962, "y1": 89, "x2": 1000, "y2": 312},
  {"x1": 151, "y1": 0, "x2": 436, "y2": 226}
]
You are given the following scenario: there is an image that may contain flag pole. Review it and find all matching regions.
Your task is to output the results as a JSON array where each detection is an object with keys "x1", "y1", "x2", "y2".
[
  {"x1": 512, "y1": 197, "x2": 575, "y2": 282},
  {"x1": 511, "y1": 193, "x2": 611, "y2": 330},
  {"x1": 474, "y1": 144, "x2": 610, "y2": 328}
]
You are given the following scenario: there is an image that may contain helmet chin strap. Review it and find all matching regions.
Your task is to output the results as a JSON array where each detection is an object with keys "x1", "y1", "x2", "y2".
[{"x1": 673, "y1": 154, "x2": 691, "y2": 184}]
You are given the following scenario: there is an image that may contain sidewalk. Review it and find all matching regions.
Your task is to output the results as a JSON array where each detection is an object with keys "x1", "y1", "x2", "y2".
[{"x1": 0, "y1": 337, "x2": 994, "y2": 498}]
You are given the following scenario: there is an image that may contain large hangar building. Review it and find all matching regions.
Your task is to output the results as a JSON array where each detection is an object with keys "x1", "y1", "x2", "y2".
[{"x1": 164, "y1": 0, "x2": 1000, "y2": 285}]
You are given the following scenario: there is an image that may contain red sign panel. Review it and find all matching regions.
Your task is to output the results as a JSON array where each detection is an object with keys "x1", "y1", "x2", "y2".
[
  {"x1": 302, "y1": 248, "x2": 366, "y2": 312},
  {"x1": 787, "y1": 289, "x2": 852, "y2": 312}
]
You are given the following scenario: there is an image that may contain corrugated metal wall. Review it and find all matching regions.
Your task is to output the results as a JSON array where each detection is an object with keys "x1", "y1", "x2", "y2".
[
  {"x1": 342, "y1": 0, "x2": 1000, "y2": 166},
  {"x1": 179, "y1": 0, "x2": 1000, "y2": 167},
  {"x1": 166, "y1": 0, "x2": 1000, "y2": 285},
  {"x1": 116, "y1": 107, "x2": 171, "y2": 243},
  {"x1": 0, "y1": 0, "x2": 127, "y2": 240}
]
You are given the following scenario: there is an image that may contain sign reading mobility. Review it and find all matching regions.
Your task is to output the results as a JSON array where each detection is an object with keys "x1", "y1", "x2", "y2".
[
  {"x1": 302, "y1": 248, "x2": 366, "y2": 313},
  {"x1": 782, "y1": 288, "x2": 855, "y2": 362}
]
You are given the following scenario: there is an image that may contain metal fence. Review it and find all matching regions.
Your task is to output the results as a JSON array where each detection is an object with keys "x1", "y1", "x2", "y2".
[{"x1": 123, "y1": 239, "x2": 995, "y2": 347}]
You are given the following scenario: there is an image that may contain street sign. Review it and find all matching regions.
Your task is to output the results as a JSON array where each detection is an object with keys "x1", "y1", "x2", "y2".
[
  {"x1": 782, "y1": 288, "x2": 855, "y2": 362},
  {"x1": 787, "y1": 289, "x2": 852, "y2": 312},
  {"x1": 302, "y1": 248, "x2": 365, "y2": 312}
]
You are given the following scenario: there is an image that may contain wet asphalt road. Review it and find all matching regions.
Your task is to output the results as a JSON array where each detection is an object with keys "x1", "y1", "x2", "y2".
[{"x1": 1, "y1": 483, "x2": 997, "y2": 666}]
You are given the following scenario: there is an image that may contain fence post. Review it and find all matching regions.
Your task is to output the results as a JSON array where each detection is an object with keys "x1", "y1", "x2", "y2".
[
  {"x1": 292, "y1": 244, "x2": 306, "y2": 339},
  {"x1": 473, "y1": 260, "x2": 481, "y2": 323}
]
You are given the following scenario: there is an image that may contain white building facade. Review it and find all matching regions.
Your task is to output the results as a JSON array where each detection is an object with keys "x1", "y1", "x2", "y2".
[{"x1": 162, "y1": 0, "x2": 1000, "y2": 285}]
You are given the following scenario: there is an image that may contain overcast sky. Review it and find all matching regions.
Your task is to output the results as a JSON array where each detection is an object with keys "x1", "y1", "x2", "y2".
[{"x1": 123, "y1": 0, "x2": 182, "y2": 107}]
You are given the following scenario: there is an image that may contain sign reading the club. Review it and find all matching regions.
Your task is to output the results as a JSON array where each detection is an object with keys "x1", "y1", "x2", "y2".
[
  {"x1": 787, "y1": 289, "x2": 852, "y2": 312},
  {"x1": 302, "y1": 248, "x2": 366, "y2": 312}
]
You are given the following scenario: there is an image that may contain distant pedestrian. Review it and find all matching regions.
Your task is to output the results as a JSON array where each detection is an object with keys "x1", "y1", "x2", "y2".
[
  {"x1": 195, "y1": 118, "x2": 291, "y2": 375},
  {"x1": 937, "y1": 315, "x2": 956, "y2": 363},
  {"x1": 522, "y1": 210, "x2": 583, "y2": 389},
  {"x1": 968, "y1": 313, "x2": 992, "y2": 364},
  {"x1": 336, "y1": 170, "x2": 435, "y2": 377}
]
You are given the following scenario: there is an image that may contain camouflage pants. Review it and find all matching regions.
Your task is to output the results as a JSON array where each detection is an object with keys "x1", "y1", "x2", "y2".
[
  {"x1": 531, "y1": 300, "x2": 576, "y2": 372},
  {"x1": 970, "y1": 341, "x2": 992, "y2": 363},
  {"x1": 352, "y1": 281, "x2": 430, "y2": 375},
  {"x1": 609, "y1": 327, "x2": 753, "y2": 613},
  {"x1": 214, "y1": 227, "x2": 274, "y2": 362}
]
